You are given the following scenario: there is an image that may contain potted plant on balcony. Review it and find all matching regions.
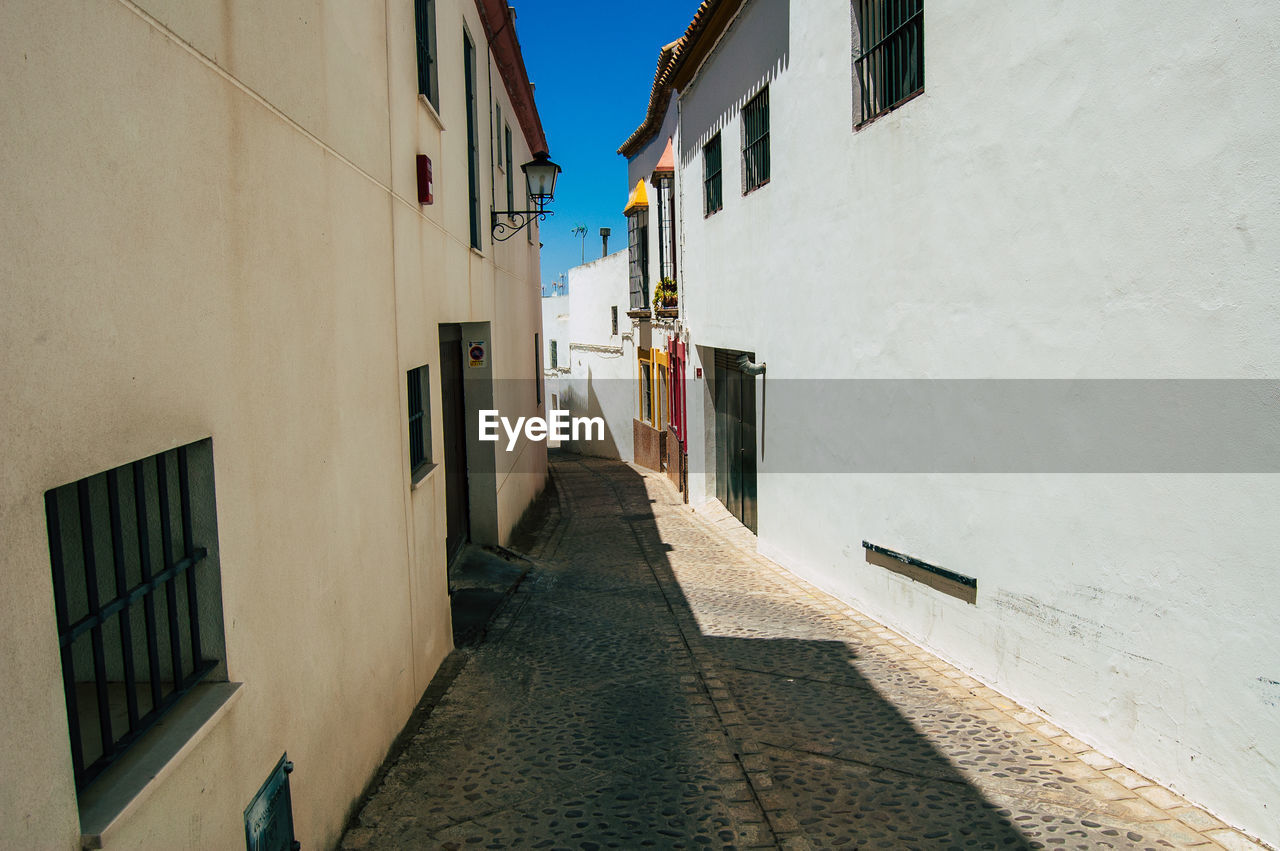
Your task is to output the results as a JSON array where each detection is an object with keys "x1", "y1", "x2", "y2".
[{"x1": 652, "y1": 277, "x2": 678, "y2": 315}]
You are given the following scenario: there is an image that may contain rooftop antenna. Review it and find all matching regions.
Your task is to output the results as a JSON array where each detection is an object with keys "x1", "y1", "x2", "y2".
[{"x1": 571, "y1": 224, "x2": 587, "y2": 264}]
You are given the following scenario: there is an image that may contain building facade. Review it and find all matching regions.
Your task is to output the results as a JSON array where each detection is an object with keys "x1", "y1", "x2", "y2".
[
  {"x1": 622, "y1": 0, "x2": 1280, "y2": 844},
  {"x1": 0, "y1": 0, "x2": 548, "y2": 847},
  {"x1": 541, "y1": 251, "x2": 638, "y2": 460}
]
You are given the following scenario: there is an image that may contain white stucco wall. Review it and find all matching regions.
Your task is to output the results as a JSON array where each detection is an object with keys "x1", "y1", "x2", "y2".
[
  {"x1": 0, "y1": 0, "x2": 545, "y2": 847},
  {"x1": 674, "y1": 0, "x2": 1280, "y2": 843},
  {"x1": 550, "y1": 251, "x2": 637, "y2": 459}
]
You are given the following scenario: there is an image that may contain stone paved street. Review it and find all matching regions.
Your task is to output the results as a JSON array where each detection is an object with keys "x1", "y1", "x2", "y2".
[{"x1": 341, "y1": 454, "x2": 1266, "y2": 850}]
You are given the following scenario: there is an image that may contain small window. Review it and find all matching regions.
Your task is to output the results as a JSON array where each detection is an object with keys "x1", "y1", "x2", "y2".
[
  {"x1": 742, "y1": 87, "x2": 770, "y2": 193},
  {"x1": 535, "y1": 333, "x2": 542, "y2": 406},
  {"x1": 495, "y1": 103, "x2": 504, "y2": 169},
  {"x1": 414, "y1": 0, "x2": 439, "y2": 109},
  {"x1": 505, "y1": 125, "x2": 515, "y2": 213},
  {"x1": 463, "y1": 33, "x2": 481, "y2": 250},
  {"x1": 611, "y1": 305, "x2": 618, "y2": 336},
  {"x1": 407, "y1": 365, "x2": 432, "y2": 477},
  {"x1": 853, "y1": 0, "x2": 924, "y2": 126},
  {"x1": 44, "y1": 439, "x2": 226, "y2": 792},
  {"x1": 703, "y1": 133, "x2": 723, "y2": 216},
  {"x1": 550, "y1": 339, "x2": 558, "y2": 369}
]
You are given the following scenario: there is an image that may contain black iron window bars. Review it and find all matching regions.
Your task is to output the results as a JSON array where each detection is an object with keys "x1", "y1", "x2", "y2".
[
  {"x1": 742, "y1": 87, "x2": 770, "y2": 193},
  {"x1": 408, "y1": 365, "x2": 431, "y2": 476},
  {"x1": 703, "y1": 133, "x2": 723, "y2": 216},
  {"x1": 854, "y1": 0, "x2": 924, "y2": 126},
  {"x1": 45, "y1": 440, "x2": 219, "y2": 791}
]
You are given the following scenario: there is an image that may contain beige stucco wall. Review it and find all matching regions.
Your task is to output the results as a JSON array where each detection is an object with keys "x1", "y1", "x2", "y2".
[{"x1": 0, "y1": 0, "x2": 546, "y2": 847}]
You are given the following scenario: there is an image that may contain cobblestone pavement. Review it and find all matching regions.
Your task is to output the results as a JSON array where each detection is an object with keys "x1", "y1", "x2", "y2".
[{"x1": 342, "y1": 454, "x2": 1267, "y2": 850}]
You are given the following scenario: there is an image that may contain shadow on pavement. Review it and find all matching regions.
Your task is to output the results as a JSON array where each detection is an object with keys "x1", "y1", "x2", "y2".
[{"x1": 344, "y1": 453, "x2": 1163, "y2": 849}]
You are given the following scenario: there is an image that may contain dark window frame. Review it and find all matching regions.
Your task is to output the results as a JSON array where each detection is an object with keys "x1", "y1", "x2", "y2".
[
  {"x1": 463, "y1": 33, "x2": 482, "y2": 250},
  {"x1": 534, "y1": 333, "x2": 543, "y2": 406},
  {"x1": 742, "y1": 87, "x2": 771, "y2": 193},
  {"x1": 628, "y1": 208, "x2": 650, "y2": 310},
  {"x1": 853, "y1": 0, "x2": 924, "y2": 127},
  {"x1": 414, "y1": 0, "x2": 439, "y2": 109},
  {"x1": 505, "y1": 125, "x2": 515, "y2": 214},
  {"x1": 44, "y1": 440, "x2": 224, "y2": 792},
  {"x1": 407, "y1": 365, "x2": 432, "y2": 478},
  {"x1": 655, "y1": 174, "x2": 677, "y2": 283},
  {"x1": 703, "y1": 133, "x2": 723, "y2": 216}
]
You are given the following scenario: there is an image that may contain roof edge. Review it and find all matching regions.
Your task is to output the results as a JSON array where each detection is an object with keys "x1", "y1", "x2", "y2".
[
  {"x1": 617, "y1": 0, "x2": 748, "y2": 158},
  {"x1": 476, "y1": 0, "x2": 549, "y2": 155}
]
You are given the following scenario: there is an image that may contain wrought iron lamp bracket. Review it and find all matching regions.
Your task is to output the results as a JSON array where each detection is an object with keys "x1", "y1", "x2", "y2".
[{"x1": 491, "y1": 207, "x2": 553, "y2": 242}]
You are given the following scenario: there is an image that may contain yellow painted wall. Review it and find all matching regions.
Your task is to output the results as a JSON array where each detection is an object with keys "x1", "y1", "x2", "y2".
[{"x1": 0, "y1": 0, "x2": 546, "y2": 847}]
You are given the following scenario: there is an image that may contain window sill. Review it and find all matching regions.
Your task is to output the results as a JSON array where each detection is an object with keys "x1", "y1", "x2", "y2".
[
  {"x1": 655, "y1": 307, "x2": 679, "y2": 319},
  {"x1": 854, "y1": 88, "x2": 924, "y2": 132},
  {"x1": 743, "y1": 178, "x2": 770, "y2": 196},
  {"x1": 418, "y1": 93, "x2": 446, "y2": 131},
  {"x1": 411, "y1": 462, "x2": 438, "y2": 490},
  {"x1": 627, "y1": 309, "x2": 652, "y2": 320},
  {"x1": 79, "y1": 682, "x2": 243, "y2": 848}
]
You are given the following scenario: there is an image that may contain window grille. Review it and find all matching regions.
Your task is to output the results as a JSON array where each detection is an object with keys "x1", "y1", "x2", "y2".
[
  {"x1": 703, "y1": 134, "x2": 723, "y2": 216},
  {"x1": 628, "y1": 209, "x2": 649, "y2": 310},
  {"x1": 611, "y1": 305, "x2": 618, "y2": 336},
  {"x1": 656, "y1": 176, "x2": 676, "y2": 282},
  {"x1": 853, "y1": 0, "x2": 924, "y2": 126},
  {"x1": 407, "y1": 365, "x2": 431, "y2": 476},
  {"x1": 742, "y1": 87, "x2": 770, "y2": 193},
  {"x1": 550, "y1": 340, "x2": 558, "y2": 369},
  {"x1": 414, "y1": 0, "x2": 438, "y2": 108},
  {"x1": 44, "y1": 440, "x2": 223, "y2": 791}
]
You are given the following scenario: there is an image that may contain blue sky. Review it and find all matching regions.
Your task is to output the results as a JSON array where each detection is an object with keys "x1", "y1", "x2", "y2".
[{"x1": 513, "y1": 1, "x2": 700, "y2": 293}]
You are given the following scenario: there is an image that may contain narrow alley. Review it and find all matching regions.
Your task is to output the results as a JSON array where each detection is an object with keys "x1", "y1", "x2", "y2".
[{"x1": 341, "y1": 455, "x2": 1255, "y2": 850}]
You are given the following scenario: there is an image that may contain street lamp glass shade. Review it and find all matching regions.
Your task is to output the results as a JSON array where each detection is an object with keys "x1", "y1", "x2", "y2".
[{"x1": 522, "y1": 151, "x2": 561, "y2": 202}]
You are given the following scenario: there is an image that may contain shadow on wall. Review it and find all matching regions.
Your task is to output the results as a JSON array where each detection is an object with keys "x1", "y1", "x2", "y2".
[
  {"x1": 538, "y1": 454, "x2": 1057, "y2": 846},
  {"x1": 679, "y1": 0, "x2": 791, "y2": 166},
  {"x1": 558, "y1": 365, "x2": 621, "y2": 460}
]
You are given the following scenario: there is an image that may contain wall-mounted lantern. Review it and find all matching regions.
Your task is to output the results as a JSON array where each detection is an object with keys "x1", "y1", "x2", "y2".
[{"x1": 492, "y1": 151, "x2": 561, "y2": 242}]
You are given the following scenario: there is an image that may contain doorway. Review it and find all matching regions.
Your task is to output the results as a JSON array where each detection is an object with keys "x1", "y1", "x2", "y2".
[
  {"x1": 713, "y1": 348, "x2": 757, "y2": 534},
  {"x1": 439, "y1": 324, "x2": 470, "y2": 563}
]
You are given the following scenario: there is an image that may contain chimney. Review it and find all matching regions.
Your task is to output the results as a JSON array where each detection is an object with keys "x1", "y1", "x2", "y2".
[{"x1": 600, "y1": 227, "x2": 611, "y2": 257}]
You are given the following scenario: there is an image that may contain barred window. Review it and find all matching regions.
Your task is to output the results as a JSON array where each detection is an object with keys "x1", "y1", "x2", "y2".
[
  {"x1": 407, "y1": 365, "x2": 432, "y2": 478},
  {"x1": 703, "y1": 133, "x2": 723, "y2": 216},
  {"x1": 628, "y1": 209, "x2": 649, "y2": 310},
  {"x1": 44, "y1": 440, "x2": 226, "y2": 791},
  {"x1": 742, "y1": 87, "x2": 770, "y2": 193},
  {"x1": 550, "y1": 340, "x2": 558, "y2": 369},
  {"x1": 853, "y1": 0, "x2": 923, "y2": 126},
  {"x1": 414, "y1": 0, "x2": 438, "y2": 109},
  {"x1": 655, "y1": 175, "x2": 677, "y2": 283}
]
